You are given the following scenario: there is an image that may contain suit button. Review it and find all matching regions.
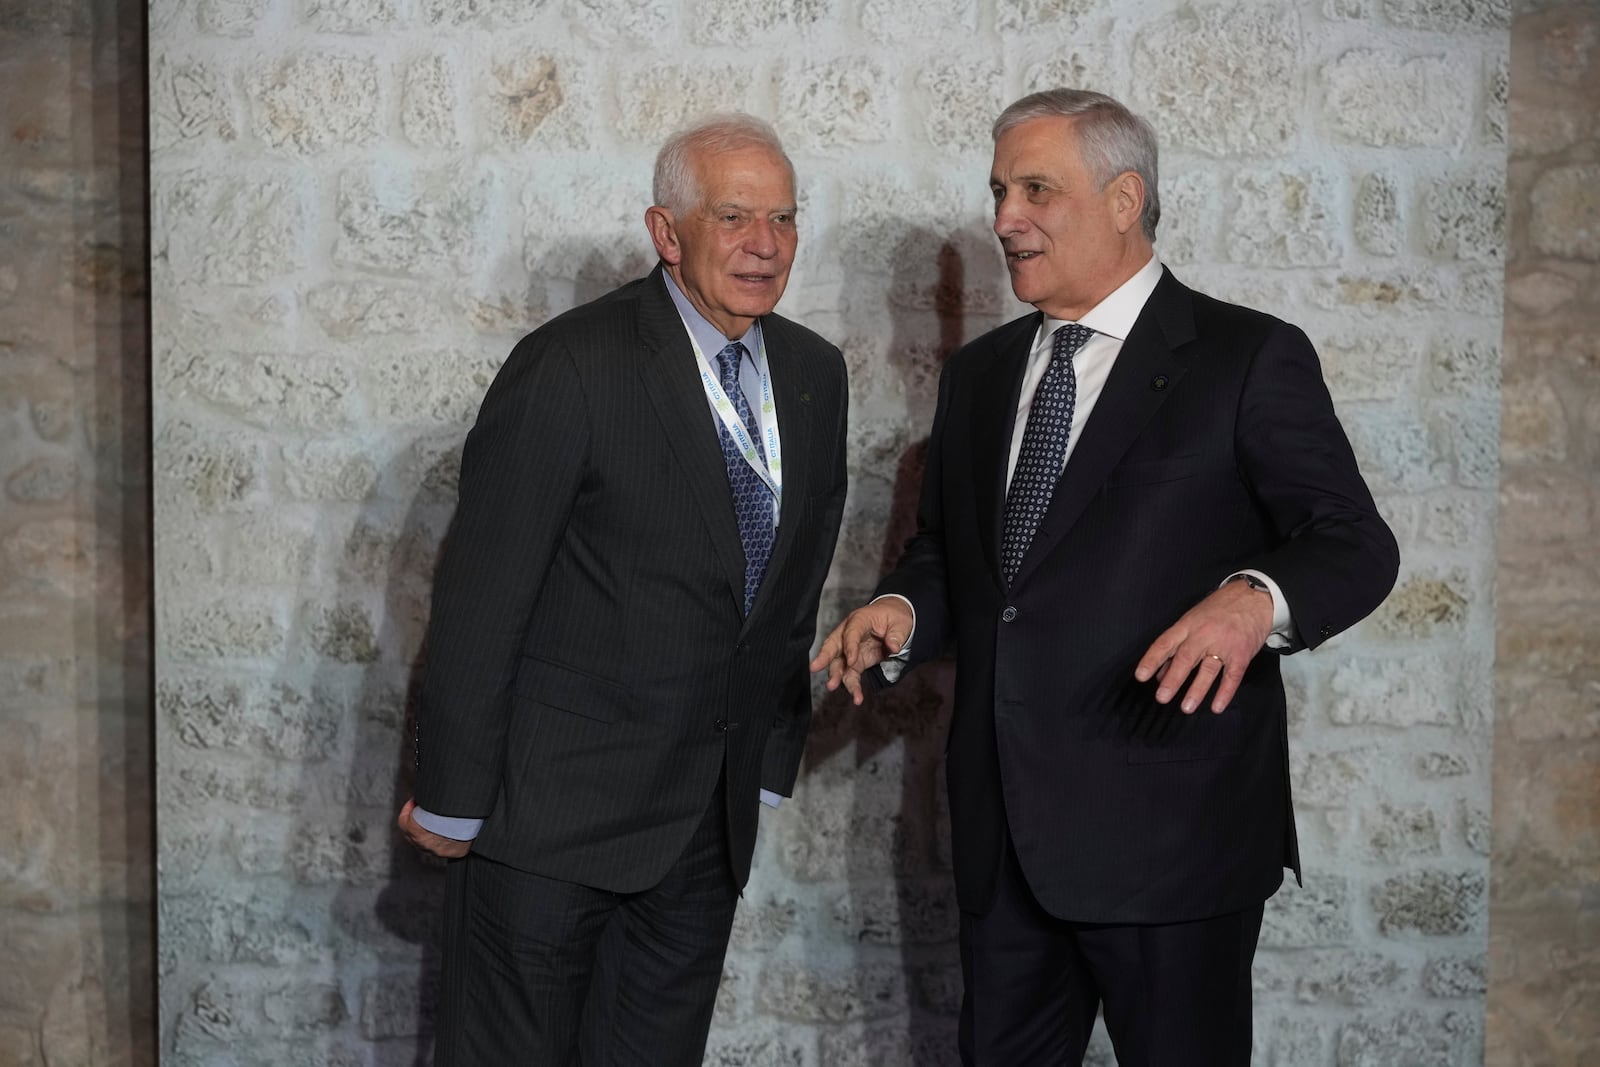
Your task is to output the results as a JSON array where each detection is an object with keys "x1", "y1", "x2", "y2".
[
  {"x1": 1001, "y1": 606, "x2": 1018, "y2": 622},
  {"x1": 1319, "y1": 624, "x2": 1333, "y2": 640},
  {"x1": 714, "y1": 719, "x2": 728, "y2": 732}
]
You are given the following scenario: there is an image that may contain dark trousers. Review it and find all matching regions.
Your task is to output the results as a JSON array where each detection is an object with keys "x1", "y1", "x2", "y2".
[
  {"x1": 433, "y1": 786, "x2": 738, "y2": 1067},
  {"x1": 959, "y1": 833, "x2": 1264, "y2": 1067}
]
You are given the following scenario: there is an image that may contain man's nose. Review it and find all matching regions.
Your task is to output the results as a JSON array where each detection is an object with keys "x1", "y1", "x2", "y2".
[
  {"x1": 994, "y1": 199, "x2": 1023, "y2": 238},
  {"x1": 744, "y1": 218, "x2": 778, "y2": 258}
]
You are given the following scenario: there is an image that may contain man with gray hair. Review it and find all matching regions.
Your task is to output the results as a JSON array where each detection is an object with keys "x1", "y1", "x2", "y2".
[
  {"x1": 399, "y1": 114, "x2": 847, "y2": 1065},
  {"x1": 814, "y1": 89, "x2": 1397, "y2": 1063}
]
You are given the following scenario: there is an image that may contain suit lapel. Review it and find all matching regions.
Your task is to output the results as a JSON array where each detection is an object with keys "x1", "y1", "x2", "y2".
[
  {"x1": 972, "y1": 314, "x2": 1042, "y2": 587},
  {"x1": 635, "y1": 269, "x2": 750, "y2": 614},
  {"x1": 1008, "y1": 270, "x2": 1196, "y2": 591}
]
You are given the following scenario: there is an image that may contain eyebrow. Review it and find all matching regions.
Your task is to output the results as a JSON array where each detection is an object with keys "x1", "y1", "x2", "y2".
[
  {"x1": 710, "y1": 201, "x2": 798, "y2": 214},
  {"x1": 992, "y1": 172, "x2": 1055, "y2": 186}
]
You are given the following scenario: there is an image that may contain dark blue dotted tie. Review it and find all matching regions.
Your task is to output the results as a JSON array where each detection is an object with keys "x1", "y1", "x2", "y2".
[
  {"x1": 1001, "y1": 323, "x2": 1092, "y2": 588},
  {"x1": 714, "y1": 342, "x2": 774, "y2": 615}
]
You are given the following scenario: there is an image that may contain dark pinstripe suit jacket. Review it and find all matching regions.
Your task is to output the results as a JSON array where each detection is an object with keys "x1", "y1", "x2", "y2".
[
  {"x1": 415, "y1": 267, "x2": 848, "y2": 893},
  {"x1": 877, "y1": 268, "x2": 1398, "y2": 923}
]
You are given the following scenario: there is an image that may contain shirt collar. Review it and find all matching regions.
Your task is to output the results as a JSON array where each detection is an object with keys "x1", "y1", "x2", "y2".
[
  {"x1": 1040, "y1": 254, "x2": 1163, "y2": 344},
  {"x1": 662, "y1": 269, "x2": 764, "y2": 366}
]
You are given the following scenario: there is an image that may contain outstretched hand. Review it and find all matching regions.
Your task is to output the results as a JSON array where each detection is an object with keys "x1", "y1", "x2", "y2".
[
  {"x1": 1134, "y1": 580, "x2": 1275, "y2": 714},
  {"x1": 809, "y1": 597, "x2": 916, "y2": 705}
]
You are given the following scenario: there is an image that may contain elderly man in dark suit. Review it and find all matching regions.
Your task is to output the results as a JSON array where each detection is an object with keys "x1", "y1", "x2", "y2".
[
  {"x1": 398, "y1": 114, "x2": 848, "y2": 1066},
  {"x1": 813, "y1": 89, "x2": 1398, "y2": 1065}
]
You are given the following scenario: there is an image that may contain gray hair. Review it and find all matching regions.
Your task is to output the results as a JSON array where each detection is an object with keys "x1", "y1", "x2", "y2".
[
  {"x1": 653, "y1": 114, "x2": 796, "y2": 214},
  {"x1": 993, "y1": 90, "x2": 1161, "y2": 242}
]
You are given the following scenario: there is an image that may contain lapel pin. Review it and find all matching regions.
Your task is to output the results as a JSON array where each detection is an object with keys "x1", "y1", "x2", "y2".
[
  {"x1": 799, "y1": 392, "x2": 812, "y2": 403},
  {"x1": 1150, "y1": 375, "x2": 1169, "y2": 391}
]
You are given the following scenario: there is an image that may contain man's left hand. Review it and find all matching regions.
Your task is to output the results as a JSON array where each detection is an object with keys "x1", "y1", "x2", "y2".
[
  {"x1": 397, "y1": 797, "x2": 473, "y2": 860},
  {"x1": 1134, "y1": 580, "x2": 1275, "y2": 714}
]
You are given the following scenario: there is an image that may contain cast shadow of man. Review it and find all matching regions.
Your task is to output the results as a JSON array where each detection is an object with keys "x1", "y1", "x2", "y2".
[
  {"x1": 801, "y1": 228, "x2": 990, "y2": 1064},
  {"x1": 322, "y1": 432, "x2": 460, "y2": 1067},
  {"x1": 799, "y1": 222, "x2": 1125, "y2": 1067},
  {"x1": 321, "y1": 249, "x2": 650, "y2": 1067}
]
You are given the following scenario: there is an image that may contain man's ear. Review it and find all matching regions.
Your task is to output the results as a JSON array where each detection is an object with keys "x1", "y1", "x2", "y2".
[
  {"x1": 645, "y1": 206, "x2": 682, "y2": 265},
  {"x1": 1111, "y1": 171, "x2": 1146, "y2": 236}
]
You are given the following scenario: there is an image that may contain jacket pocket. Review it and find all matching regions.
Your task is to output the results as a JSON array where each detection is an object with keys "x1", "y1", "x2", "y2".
[
  {"x1": 1122, "y1": 702, "x2": 1243, "y2": 763},
  {"x1": 517, "y1": 658, "x2": 632, "y2": 724},
  {"x1": 1103, "y1": 455, "x2": 1200, "y2": 489},
  {"x1": 1125, "y1": 737, "x2": 1241, "y2": 763}
]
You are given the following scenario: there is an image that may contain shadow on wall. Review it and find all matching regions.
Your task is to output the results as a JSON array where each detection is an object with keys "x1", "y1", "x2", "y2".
[
  {"x1": 796, "y1": 223, "x2": 1122, "y2": 1064},
  {"x1": 800, "y1": 230, "x2": 968, "y2": 1065},
  {"x1": 306, "y1": 249, "x2": 648, "y2": 1066},
  {"x1": 302, "y1": 435, "x2": 455, "y2": 1066},
  {"x1": 84, "y1": 0, "x2": 155, "y2": 1061}
]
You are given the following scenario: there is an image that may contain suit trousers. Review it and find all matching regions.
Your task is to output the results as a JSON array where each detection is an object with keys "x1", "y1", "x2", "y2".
[
  {"x1": 432, "y1": 780, "x2": 739, "y2": 1067},
  {"x1": 958, "y1": 830, "x2": 1264, "y2": 1067}
]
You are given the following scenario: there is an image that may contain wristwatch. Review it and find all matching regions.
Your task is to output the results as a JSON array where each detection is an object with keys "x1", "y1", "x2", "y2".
[{"x1": 1225, "y1": 573, "x2": 1270, "y2": 594}]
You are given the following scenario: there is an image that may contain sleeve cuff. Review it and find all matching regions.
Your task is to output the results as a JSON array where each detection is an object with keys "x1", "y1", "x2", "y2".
[
  {"x1": 869, "y1": 593, "x2": 916, "y2": 661},
  {"x1": 1226, "y1": 569, "x2": 1294, "y2": 649},
  {"x1": 411, "y1": 805, "x2": 483, "y2": 842}
]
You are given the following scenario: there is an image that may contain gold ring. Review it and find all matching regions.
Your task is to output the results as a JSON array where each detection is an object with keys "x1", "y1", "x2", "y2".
[{"x1": 1206, "y1": 653, "x2": 1224, "y2": 663}]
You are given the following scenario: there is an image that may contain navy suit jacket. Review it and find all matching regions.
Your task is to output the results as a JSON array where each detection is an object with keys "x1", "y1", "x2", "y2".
[{"x1": 878, "y1": 267, "x2": 1398, "y2": 922}]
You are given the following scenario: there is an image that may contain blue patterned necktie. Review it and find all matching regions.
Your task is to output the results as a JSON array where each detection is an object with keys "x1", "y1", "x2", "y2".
[
  {"x1": 1001, "y1": 323, "x2": 1093, "y2": 588},
  {"x1": 714, "y1": 342, "x2": 774, "y2": 615}
]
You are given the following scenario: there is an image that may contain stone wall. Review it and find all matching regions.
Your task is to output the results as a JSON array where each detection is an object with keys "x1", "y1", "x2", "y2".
[
  {"x1": 142, "y1": 0, "x2": 1509, "y2": 1064},
  {"x1": 0, "y1": 0, "x2": 154, "y2": 1064},
  {"x1": 1486, "y1": 0, "x2": 1600, "y2": 1062}
]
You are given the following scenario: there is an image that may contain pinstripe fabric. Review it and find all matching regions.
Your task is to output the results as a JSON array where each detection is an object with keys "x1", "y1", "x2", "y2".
[
  {"x1": 434, "y1": 782, "x2": 738, "y2": 1067},
  {"x1": 415, "y1": 264, "x2": 848, "y2": 894},
  {"x1": 418, "y1": 266, "x2": 846, "y2": 1063}
]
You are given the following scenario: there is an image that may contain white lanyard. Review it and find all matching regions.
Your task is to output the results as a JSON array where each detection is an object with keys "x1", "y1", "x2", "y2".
[{"x1": 686, "y1": 329, "x2": 783, "y2": 506}]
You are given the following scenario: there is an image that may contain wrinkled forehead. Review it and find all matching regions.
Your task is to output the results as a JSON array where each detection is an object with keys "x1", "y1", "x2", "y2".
[
  {"x1": 688, "y1": 144, "x2": 796, "y2": 206},
  {"x1": 991, "y1": 116, "x2": 1086, "y2": 179}
]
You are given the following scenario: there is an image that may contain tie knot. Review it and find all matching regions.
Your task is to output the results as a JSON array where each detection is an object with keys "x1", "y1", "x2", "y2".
[
  {"x1": 1052, "y1": 323, "x2": 1093, "y2": 360},
  {"x1": 715, "y1": 342, "x2": 747, "y2": 389}
]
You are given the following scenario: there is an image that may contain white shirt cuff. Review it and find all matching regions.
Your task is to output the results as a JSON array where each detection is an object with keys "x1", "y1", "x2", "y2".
[
  {"x1": 411, "y1": 805, "x2": 483, "y2": 841},
  {"x1": 1227, "y1": 569, "x2": 1294, "y2": 650},
  {"x1": 759, "y1": 789, "x2": 782, "y2": 808},
  {"x1": 870, "y1": 593, "x2": 916, "y2": 681}
]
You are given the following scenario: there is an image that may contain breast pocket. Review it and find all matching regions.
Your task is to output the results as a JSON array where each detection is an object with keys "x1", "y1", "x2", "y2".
[
  {"x1": 517, "y1": 658, "x2": 633, "y2": 724},
  {"x1": 1102, "y1": 454, "x2": 1200, "y2": 489}
]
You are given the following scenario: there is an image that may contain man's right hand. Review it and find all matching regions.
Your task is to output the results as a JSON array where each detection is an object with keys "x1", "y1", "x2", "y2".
[
  {"x1": 397, "y1": 798, "x2": 473, "y2": 860},
  {"x1": 809, "y1": 597, "x2": 915, "y2": 705}
]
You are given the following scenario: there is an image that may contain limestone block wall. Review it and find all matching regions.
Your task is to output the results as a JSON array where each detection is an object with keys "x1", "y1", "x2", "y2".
[
  {"x1": 0, "y1": 1, "x2": 154, "y2": 1065},
  {"x1": 1486, "y1": 1, "x2": 1600, "y2": 1061},
  {"x1": 148, "y1": 0, "x2": 1510, "y2": 1063}
]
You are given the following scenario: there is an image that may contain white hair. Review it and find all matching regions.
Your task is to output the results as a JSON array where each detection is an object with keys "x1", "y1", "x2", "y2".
[
  {"x1": 653, "y1": 113, "x2": 795, "y2": 214},
  {"x1": 994, "y1": 89, "x2": 1161, "y2": 241}
]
